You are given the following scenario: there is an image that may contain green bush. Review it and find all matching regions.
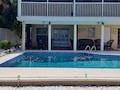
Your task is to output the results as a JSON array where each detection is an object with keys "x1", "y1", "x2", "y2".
[{"x1": 0, "y1": 40, "x2": 11, "y2": 50}]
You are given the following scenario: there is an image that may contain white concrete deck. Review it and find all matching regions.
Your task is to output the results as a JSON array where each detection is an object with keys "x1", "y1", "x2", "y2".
[
  {"x1": 0, "y1": 68, "x2": 120, "y2": 85},
  {"x1": 0, "y1": 51, "x2": 120, "y2": 85},
  {"x1": 0, "y1": 52, "x2": 23, "y2": 64}
]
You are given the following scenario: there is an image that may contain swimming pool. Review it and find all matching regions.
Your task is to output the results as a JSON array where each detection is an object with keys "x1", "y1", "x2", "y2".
[{"x1": 0, "y1": 52, "x2": 120, "y2": 68}]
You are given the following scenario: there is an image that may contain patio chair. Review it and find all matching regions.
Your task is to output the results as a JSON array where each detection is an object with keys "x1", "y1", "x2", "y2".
[
  {"x1": 104, "y1": 40, "x2": 114, "y2": 50},
  {"x1": 94, "y1": 39, "x2": 101, "y2": 50},
  {"x1": 70, "y1": 39, "x2": 73, "y2": 49},
  {"x1": 77, "y1": 39, "x2": 94, "y2": 50}
]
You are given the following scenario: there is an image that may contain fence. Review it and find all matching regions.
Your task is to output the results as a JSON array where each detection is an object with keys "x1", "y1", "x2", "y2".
[{"x1": 0, "y1": 28, "x2": 20, "y2": 46}]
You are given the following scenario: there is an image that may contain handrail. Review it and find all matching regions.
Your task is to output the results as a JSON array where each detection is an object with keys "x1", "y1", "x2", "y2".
[
  {"x1": 90, "y1": 46, "x2": 96, "y2": 52},
  {"x1": 84, "y1": 45, "x2": 91, "y2": 51},
  {"x1": 85, "y1": 45, "x2": 96, "y2": 51}
]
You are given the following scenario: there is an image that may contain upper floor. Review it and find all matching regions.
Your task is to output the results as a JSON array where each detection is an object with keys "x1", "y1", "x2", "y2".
[{"x1": 18, "y1": 0, "x2": 120, "y2": 17}]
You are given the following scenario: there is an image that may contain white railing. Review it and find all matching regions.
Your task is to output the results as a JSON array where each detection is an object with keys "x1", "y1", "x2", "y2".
[
  {"x1": 19, "y1": 0, "x2": 120, "y2": 17},
  {"x1": 21, "y1": 2, "x2": 47, "y2": 16},
  {"x1": 48, "y1": 2, "x2": 73, "y2": 16},
  {"x1": 76, "y1": 3, "x2": 102, "y2": 16},
  {"x1": 103, "y1": 3, "x2": 120, "y2": 16}
]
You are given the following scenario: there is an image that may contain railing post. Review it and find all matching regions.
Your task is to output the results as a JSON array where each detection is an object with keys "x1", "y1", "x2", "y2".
[
  {"x1": 47, "y1": 0, "x2": 49, "y2": 16},
  {"x1": 73, "y1": 0, "x2": 76, "y2": 17},
  {"x1": 102, "y1": 0, "x2": 104, "y2": 16},
  {"x1": 18, "y1": 0, "x2": 21, "y2": 17}
]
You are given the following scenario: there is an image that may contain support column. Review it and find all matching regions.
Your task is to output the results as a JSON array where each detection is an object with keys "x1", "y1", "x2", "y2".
[
  {"x1": 102, "y1": 0, "x2": 104, "y2": 17},
  {"x1": 18, "y1": 0, "x2": 21, "y2": 16},
  {"x1": 73, "y1": 0, "x2": 76, "y2": 17},
  {"x1": 74, "y1": 24, "x2": 77, "y2": 51},
  {"x1": 47, "y1": 0, "x2": 48, "y2": 16},
  {"x1": 22, "y1": 22, "x2": 26, "y2": 51},
  {"x1": 48, "y1": 24, "x2": 51, "y2": 51},
  {"x1": 100, "y1": 22, "x2": 104, "y2": 51}
]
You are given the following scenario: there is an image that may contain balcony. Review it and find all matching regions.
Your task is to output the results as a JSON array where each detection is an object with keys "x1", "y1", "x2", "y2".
[{"x1": 18, "y1": 0, "x2": 120, "y2": 17}]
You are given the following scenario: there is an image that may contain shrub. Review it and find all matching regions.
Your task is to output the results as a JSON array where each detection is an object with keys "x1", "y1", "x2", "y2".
[{"x1": 0, "y1": 40, "x2": 11, "y2": 50}]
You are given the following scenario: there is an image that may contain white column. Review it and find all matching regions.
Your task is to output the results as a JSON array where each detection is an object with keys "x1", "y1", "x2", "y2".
[
  {"x1": 47, "y1": 0, "x2": 49, "y2": 16},
  {"x1": 48, "y1": 24, "x2": 51, "y2": 51},
  {"x1": 73, "y1": 0, "x2": 76, "y2": 17},
  {"x1": 18, "y1": 0, "x2": 21, "y2": 16},
  {"x1": 100, "y1": 22, "x2": 104, "y2": 51},
  {"x1": 22, "y1": 22, "x2": 26, "y2": 51},
  {"x1": 74, "y1": 24, "x2": 77, "y2": 51},
  {"x1": 102, "y1": 0, "x2": 104, "y2": 17}
]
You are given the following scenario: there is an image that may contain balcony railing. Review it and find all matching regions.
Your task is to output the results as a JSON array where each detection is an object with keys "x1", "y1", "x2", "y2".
[
  {"x1": 21, "y1": 2, "x2": 47, "y2": 16},
  {"x1": 103, "y1": 3, "x2": 120, "y2": 16},
  {"x1": 18, "y1": 0, "x2": 120, "y2": 17},
  {"x1": 48, "y1": 3, "x2": 73, "y2": 16},
  {"x1": 76, "y1": 3, "x2": 102, "y2": 16}
]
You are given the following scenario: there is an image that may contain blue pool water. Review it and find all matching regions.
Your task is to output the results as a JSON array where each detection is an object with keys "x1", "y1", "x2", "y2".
[{"x1": 0, "y1": 52, "x2": 120, "y2": 68}]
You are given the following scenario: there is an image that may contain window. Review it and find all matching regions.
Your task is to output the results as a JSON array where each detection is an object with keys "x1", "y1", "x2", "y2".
[
  {"x1": 36, "y1": 28, "x2": 47, "y2": 35},
  {"x1": 53, "y1": 28, "x2": 70, "y2": 47},
  {"x1": 88, "y1": 27, "x2": 95, "y2": 37},
  {"x1": 36, "y1": 28, "x2": 48, "y2": 50}
]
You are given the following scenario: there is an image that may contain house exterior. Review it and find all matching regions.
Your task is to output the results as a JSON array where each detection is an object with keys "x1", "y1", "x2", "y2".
[{"x1": 17, "y1": 0, "x2": 120, "y2": 51}]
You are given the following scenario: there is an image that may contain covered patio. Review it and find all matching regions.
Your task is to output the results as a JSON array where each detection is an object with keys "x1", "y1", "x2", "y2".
[{"x1": 22, "y1": 22, "x2": 119, "y2": 51}]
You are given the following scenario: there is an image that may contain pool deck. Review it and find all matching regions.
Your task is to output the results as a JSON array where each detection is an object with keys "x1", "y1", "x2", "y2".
[{"x1": 0, "y1": 51, "x2": 120, "y2": 85}]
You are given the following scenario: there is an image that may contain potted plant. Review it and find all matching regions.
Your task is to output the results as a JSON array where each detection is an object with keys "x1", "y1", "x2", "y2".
[{"x1": 1, "y1": 40, "x2": 11, "y2": 50}]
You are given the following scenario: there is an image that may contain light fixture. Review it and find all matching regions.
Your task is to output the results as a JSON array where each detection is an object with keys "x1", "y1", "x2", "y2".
[
  {"x1": 97, "y1": 22, "x2": 104, "y2": 25},
  {"x1": 49, "y1": 21, "x2": 51, "y2": 25}
]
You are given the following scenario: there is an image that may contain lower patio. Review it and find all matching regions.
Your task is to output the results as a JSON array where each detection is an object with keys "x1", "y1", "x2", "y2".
[{"x1": 24, "y1": 24, "x2": 119, "y2": 51}]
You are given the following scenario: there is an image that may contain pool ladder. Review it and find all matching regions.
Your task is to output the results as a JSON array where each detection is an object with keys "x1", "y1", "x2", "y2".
[{"x1": 84, "y1": 45, "x2": 96, "y2": 52}]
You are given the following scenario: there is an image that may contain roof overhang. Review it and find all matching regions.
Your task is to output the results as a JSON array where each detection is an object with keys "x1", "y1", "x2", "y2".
[{"x1": 17, "y1": 16, "x2": 120, "y2": 25}]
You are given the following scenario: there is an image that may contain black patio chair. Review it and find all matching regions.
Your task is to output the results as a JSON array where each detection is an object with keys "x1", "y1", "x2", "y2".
[
  {"x1": 77, "y1": 39, "x2": 94, "y2": 50},
  {"x1": 94, "y1": 39, "x2": 101, "y2": 50},
  {"x1": 104, "y1": 40, "x2": 114, "y2": 50}
]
